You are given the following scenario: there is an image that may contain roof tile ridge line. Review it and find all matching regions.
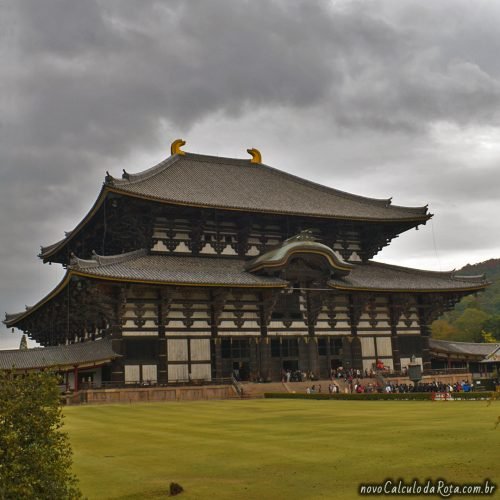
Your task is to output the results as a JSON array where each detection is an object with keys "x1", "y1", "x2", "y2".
[
  {"x1": 234, "y1": 156, "x2": 428, "y2": 215},
  {"x1": 71, "y1": 248, "x2": 148, "y2": 269},
  {"x1": 485, "y1": 345, "x2": 500, "y2": 358},
  {"x1": 183, "y1": 152, "x2": 256, "y2": 165},
  {"x1": 112, "y1": 155, "x2": 181, "y2": 186},
  {"x1": 452, "y1": 273, "x2": 487, "y2": 281},
  {"x1": 366, "y1": 260, "x2": 457, "y2": 277}
]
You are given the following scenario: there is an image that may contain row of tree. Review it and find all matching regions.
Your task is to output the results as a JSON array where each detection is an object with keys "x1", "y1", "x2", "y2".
[{"x1": 432, "y1": 258, "x2": 500, "y2": 343}]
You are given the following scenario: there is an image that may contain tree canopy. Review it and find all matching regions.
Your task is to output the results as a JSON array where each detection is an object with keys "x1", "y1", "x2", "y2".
[
  {"x1": 0, "y1": 371, "x2": 81, "y2": 499},
  {"x1": 432, "y1": 258, "x2": 500, "y2": 343}
]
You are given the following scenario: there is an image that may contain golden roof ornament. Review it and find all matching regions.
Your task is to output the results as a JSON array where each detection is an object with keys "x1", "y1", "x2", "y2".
[
  {"x1": 171, "y1": 139, "x2": 186, "y2": 156},
  {"x1": 247, "y1": 148, "x2": 262, "y2": 164}
]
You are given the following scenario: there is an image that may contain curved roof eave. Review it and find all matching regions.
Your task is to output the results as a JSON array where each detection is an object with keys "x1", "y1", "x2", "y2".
[
  {"x1": 106, "y1": 185, "x2": 432, "y2": 223},
  {"x1": 39, "y1": 185, "x2": 109, "y2": 262},
  {"x1": 327, "y1": 283, "x2": 489, "y2": 293},
  {"x1": 4, "y1": 272, "x2": 73, "y2": 328},
  {"x1": 70, "y1": 270, "x2": 288, "y2": 289},
  {"x1": 5, "y1": 267, "x2": 287, "y2": 328}
]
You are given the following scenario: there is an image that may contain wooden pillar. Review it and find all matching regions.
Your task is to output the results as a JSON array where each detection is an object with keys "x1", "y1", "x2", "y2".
[
  {"x1": 249, "y1": 338, "x2": 259, "y2": 381},
  {"x1": 259, "y1": 338, "x2": 271, "y2": 381},
  {"x1": 73, "y1": 365, "x2": 79, "y2": 392},
  {"x1": 298, "y1": 337, "x2": 309, "y2": 373},
  {"x1": 348, "y1": 295, "x2": 363, "y2": 370},
  {"x1": 213, "y1": 339, "x2": 223, "y2": 380},
  {"x1": 417, "y1": 296, "x2": 432, "y2": 372},
  {"x1": 111, "y1": 287, "x2": 125, "y2": 385},
  {"x1": 259, "y1": 291, "x2": 272, "y2": 381},
  {"x1": 341, "y1": 336, "x2": 353, "y2": 370},
  {"x1": 158, "y1": 289, "x2": 168, "y2": 385},
  {"x1": 307, "y1": 337, "x2": 319, "y2": 377},
  {"x1": 389, "y1": 296, "x2": 402, "y2": 373}
]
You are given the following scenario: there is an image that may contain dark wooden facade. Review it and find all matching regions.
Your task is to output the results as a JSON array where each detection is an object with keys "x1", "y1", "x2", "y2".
[{"x1": 5, "y1": 146, "x2": 489, "y2": 384}]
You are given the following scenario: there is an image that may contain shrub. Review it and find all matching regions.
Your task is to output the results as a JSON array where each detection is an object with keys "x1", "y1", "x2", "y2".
[{"x1": 263, "y1": 392, "x2": 494, "y2": 401}]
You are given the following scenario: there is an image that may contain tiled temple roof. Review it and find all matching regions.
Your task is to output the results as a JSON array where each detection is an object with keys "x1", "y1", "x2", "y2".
[
  {"x1": 328, "y1": 261, "x2": 489, "y2": 292},
  {"x1": 70, "y1": 250, "x2": 287, "y2": 287},
  {"x1": 6, "y1": 251, "x2": 488, "y2": 329},
  {"x1": 0, "y1": 338, "x2": 120, "y2": 370},
  {"x1": 107, "y1": 152, "x2": 430, "y2": 221},
  {"x1": 429, "y1": 338, "x2": 500, "y2": 359}
]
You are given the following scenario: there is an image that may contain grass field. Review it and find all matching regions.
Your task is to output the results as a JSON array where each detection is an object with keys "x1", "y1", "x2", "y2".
[{"x1": 64, "y1": 400, "x2": 499, "y2": 499}]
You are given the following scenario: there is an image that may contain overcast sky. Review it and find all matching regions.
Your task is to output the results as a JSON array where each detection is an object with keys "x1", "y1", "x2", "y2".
[{"x1": 1, "y1": 0, "x2": 500, "y2": 349}]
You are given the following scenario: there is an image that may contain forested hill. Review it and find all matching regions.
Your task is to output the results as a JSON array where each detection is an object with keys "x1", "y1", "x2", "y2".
[{"x1": 431, "y1": 258, "x2": 500, "y2": 343}]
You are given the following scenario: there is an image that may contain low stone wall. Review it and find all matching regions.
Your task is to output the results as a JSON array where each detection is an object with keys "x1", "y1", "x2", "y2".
[{"x1": 82, "y1": 385, "x2": 237, "y2": 404}]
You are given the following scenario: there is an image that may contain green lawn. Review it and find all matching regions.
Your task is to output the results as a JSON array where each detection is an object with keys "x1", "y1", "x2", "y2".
[{"x1": 64, "y1": 400, "x2": 499, "y2": 500}]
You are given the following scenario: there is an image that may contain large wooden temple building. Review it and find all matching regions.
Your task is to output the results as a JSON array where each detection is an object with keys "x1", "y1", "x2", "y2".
[{"x1": 4, "y1": 140, "x2": 489, "y2": 387}]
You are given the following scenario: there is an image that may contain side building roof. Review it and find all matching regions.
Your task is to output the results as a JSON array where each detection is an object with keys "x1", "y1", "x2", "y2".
[
  {"x1": 0, "y1": 338, "x2": 120, "y2": 371},
  {"x1": 429, "y1": 338, "x2": 500, "y2": 360}
]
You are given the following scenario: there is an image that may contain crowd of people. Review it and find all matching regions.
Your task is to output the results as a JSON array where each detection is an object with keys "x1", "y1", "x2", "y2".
[
  {"x1": 302, "y1": 378, "x2": 476, "y2": 394},
  {"x1": 281, "y1": 365, "x2": 482, "y2": 395}
]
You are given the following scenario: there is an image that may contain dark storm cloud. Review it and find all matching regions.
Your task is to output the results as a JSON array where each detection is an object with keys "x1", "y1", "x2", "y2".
[{"x1": 1, "y1": 0, "x2": 500, "y2": 348}]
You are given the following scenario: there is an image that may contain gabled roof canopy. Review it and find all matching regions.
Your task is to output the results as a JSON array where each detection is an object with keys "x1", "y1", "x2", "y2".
[{"x1": 246, "y1": 230, "x2": 353, "y2": 278}]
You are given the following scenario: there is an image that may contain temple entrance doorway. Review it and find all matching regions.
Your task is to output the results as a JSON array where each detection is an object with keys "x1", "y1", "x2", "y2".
[
  {"x1": 331, "y1": 359, "x2": 342, "y2": 370},
  {"x1": 283, "y1": 360, "x2": 299, "y2": 372}
]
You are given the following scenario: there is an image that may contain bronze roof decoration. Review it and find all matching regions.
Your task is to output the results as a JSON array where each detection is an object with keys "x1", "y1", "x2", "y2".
[
  {"x1": 170, "y1": 138, "x2": 186, "y2": 156},
  {"x1": 246, "y1": 147, "x2": 262, "y2": 164}
]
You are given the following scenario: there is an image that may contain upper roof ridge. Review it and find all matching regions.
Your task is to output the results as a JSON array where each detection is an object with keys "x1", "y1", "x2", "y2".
[{"x1": 108, "y1": 155, "x2": 181, "y2": 186}]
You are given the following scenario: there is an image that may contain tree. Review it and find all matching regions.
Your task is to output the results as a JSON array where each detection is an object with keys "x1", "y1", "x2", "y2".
[
  {"x1": 481, "y1": 331, "x2": 498, "y2": 343},
  {"x1": 0, "y1": 371, "x2": 81, "y2": 499},
  {"x1": 483, "y1": 315, "x2": 500, "y2": 341},
  {"x1": 431, "y1": 319, "x2": 457, "y2": 340},
  {"x1": 19, "y1": 335, "x2": 28, "y2": 350},
  {"x1": 454, "y1": 308, "x2": 489, "y2": 343}
]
